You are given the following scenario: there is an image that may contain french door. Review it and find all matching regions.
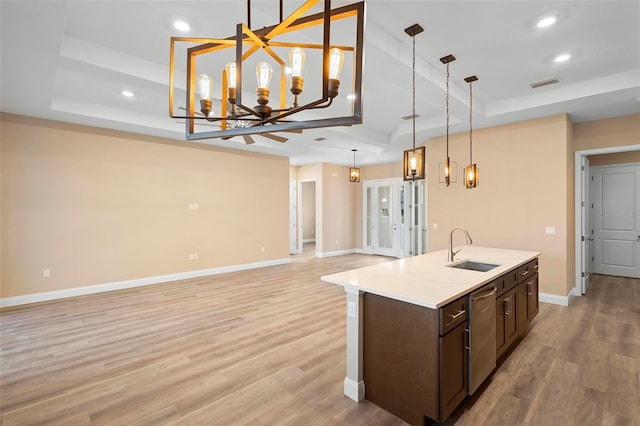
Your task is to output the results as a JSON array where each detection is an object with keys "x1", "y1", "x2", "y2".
[{"x1": 363, "y1": 179, "x2": 401, "y2": 257}]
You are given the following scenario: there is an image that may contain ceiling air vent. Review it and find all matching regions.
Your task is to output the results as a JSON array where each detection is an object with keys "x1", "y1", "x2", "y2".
[
  {"x1": 530, "y1": 77, "x2": 559, "y2": 89},
  {"x1": 401, "y1": 114, "x2": 420, "y2": 120},
  {"x1": 314, "y1": 137, "x2": 326, "y2": 141}
]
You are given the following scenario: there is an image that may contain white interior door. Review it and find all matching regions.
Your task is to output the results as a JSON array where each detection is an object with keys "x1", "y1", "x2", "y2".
[
  {"x1": 592, "y1": 164, "x2": 640, "y2": 278},
  {"x1": 362, "y1": 179, "x2": 401, "y2": 257}
]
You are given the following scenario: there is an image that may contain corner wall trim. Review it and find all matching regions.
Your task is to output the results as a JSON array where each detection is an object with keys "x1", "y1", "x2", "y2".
[
  {"x1": 317, "y1": 249, "x2": 356, "y2": 258},
  {"x1": 539, "y1": 289, "x2": 575, "y2": 307},
  {"x1": 0, "y1": 258, "x2": 291, "y2": 308}
]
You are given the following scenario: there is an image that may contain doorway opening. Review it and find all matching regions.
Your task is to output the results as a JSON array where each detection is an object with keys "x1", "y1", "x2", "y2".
[
  {"x1": 574, "y1": 144, "x2": 640, "y2": 296},
  {"x1": 298, "y1": 179, "x2": 317, "y2": 257}
]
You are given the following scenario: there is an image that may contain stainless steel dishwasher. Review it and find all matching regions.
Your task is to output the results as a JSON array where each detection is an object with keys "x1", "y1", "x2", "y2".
[{"x1": 467, "y1": 282, "x2": 497, "y2": 394}]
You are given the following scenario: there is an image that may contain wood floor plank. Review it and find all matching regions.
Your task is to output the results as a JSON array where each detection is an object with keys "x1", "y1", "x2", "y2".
[{"x1": 1, "y1": 254, "x2": 638, "y2": 425}]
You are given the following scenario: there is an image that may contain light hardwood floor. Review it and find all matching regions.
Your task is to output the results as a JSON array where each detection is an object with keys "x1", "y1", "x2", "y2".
[{"x1": 1, "y1": 254, "x2": 638, "y2": 425}]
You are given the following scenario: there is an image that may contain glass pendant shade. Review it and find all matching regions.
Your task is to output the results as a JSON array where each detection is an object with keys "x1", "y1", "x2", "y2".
[
  {"x1": 350, "y1": 149, "x2": 360, "y2": 182},
  {"x1": 439, "y1": 158, "x2": 457, "y2": 184},
  {"x1": 350, "y1": 167, "x2": 361, "y2": 182},
  {"x1": 403, "y1": 146, "x2": 425, "y2": 181},
  {"x1": 464, "y1": 163, "x2": 478, "y2": 188}
]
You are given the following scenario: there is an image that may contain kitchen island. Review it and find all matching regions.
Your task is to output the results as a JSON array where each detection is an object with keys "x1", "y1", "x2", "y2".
[{"x1": 321, "y1": 246, "x2": 540, "y2": 425}]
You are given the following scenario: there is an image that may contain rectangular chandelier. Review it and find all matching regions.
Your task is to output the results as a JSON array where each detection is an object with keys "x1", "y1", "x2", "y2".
[{"x1": 169, "y1": 0, "x2": 365, "y2": 142}]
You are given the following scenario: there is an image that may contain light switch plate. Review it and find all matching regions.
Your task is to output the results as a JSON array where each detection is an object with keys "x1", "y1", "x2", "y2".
[{"x1": 545, "y1": 226, "x2": 556, "y2": 235}]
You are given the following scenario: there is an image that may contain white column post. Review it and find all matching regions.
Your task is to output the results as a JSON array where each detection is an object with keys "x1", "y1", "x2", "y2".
[{"x1": 343, "y1": 286, "x2": 365, "y2": 401}]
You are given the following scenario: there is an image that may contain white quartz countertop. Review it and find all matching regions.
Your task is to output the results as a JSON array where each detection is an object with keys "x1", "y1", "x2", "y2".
[{"x1": 321, "y1": 246, "x2": 540, "y2": 309}]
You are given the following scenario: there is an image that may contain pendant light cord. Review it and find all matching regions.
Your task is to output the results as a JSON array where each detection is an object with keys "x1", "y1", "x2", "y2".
[
  {"x1": 412, "y1": 34, "x2": 416, "y2": 151},
  {"x1": 469, "y1": 80, "x2": 473, "y2": 164},
  {"x1": 446, "y1": 63, "x2": 449, "y2": 159}
]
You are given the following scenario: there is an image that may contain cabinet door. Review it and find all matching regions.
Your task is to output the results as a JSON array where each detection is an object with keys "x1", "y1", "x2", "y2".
[
  {"x1": 496, "y1": 288, "x2": 518, "y2": 358},
  {"x1": 527, "y1": 274, "x2": 539, "y2": 321},
  {"x1": 517, "y1": 280, "x2": 530, "y2": 335},
  {"x1": 439, "y1": 320, "x2": 468, "y2": 422}
]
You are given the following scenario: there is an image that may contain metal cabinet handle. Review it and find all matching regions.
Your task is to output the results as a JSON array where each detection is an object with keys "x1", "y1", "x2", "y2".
[
  {"x1": 472, "y1": 286, "x2": 497, "y2": 301},
  {"x1": 448, "y1": 309, "x2": 466, "y2": 321},
  {"x1": 532, "y1": 264, "x2": 539, "y2": 270},
  {"x1": 527, "y1": 280, "x2": 534, "y2": 296},
  {"x1": 504, "y1": 297, "x2": 512, "y2": 318},
  {"x1": 521, "y1": 270, "x2": 530, "y2": 276},
  {"x1": 465, "y1": 327, "x2": 471, "y2": 351}
]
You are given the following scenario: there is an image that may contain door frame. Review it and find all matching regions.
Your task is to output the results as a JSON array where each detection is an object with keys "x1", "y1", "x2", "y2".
[
  {"x1": 298, "y1": 179, "x2": 318, "y2": 256},
  {"x1": 573, "y1": 144, "x2": 640, "y2": 297}
]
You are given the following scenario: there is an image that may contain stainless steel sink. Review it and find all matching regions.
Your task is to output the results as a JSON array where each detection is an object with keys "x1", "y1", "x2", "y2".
[{"x1": 447, "y1": 260, "x2": 500, "y2": 272}]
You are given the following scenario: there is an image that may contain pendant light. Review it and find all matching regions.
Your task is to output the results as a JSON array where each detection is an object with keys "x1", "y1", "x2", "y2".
[
  {"x1": 350, "y1": 149, "x2": 361, "y2": 183},
  {"x1": 403, "y1": 24, "x2": 426, "y2": 181},
  {"x1": 464, "y1": 75, "x2": 479, "y2": 188},
  {"x1": 439, "y1": 54, "x2": 456, "y2": 186}
]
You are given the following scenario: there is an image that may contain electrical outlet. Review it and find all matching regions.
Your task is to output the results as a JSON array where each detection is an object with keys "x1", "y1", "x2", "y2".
[
  {"x1": 348, "y1": 302, "x2": 356, "y2": 318},
  {"x1": 193, "y1": 253, "x2": 198, "y2": 260},
  {"x1": 545, "y1": 226, "x2": 556, "y2": 235},
  {"x1": 433, "y1": 223, "x2": 438, "y2": 230},
  {"x1": 188, "y1": 253, "x2": 194, "y2": 261},
  {"x1": 43, "y1": 269, "x2": 50, "y2": 278},
  {"x1": 261, "y1": 246, "x2": 266, "y2": 253}
]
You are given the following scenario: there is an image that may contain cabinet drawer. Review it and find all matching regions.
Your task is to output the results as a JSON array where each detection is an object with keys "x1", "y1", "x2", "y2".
[
  {"x1": 494, "y1": 270, "x2": 518, "y2": 297},
  {"x1": 439, "y1": 297, "x2": 468, "y2": 336},
  {"x1": 517, "y1": 258, "x2": 539, "y2": 283}
]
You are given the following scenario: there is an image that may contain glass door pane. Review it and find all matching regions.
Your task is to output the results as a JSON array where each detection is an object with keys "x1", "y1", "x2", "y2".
[{"x1": 377, "y1": 185, "x2": 393, "y2": 249}]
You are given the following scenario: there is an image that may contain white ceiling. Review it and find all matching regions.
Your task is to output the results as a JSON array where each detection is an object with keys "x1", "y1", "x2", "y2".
[{"x1": 2, "y1": 1, "x2": 639, "y2": 167}]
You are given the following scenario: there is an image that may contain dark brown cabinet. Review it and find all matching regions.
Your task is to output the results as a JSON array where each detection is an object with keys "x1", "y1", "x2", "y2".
[
  {"x1": 516, "y1": 259, "x2": 539, "y2": 337},
  {"x1": 439, "y1": 316, "x2": 468, "y2": 421},
  {"x1": 496, "y1": 286, "x2": 518, "y2": 359}
]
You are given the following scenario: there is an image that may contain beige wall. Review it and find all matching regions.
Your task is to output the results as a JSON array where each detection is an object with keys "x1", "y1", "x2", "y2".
[
  {"x1": 589, "y1": 151, "x2": 640, "y2": 166},
  {"x1": 1, "y1": 114, "x2": 289, "y2": 299},
  {"x1": 573, "y1": 113, "x2": 640, "y2": 152},
  {"x1": 320, "y1": 163, "x2": 357, "y2": 254},
  {"x1": 427, "y1": 114, "x2": 571, "y2": 297}
]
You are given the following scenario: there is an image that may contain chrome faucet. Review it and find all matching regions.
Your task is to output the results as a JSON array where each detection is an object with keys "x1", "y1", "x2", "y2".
[{"x1": 448, "y1": 227, "x2": 473, "y2": 262}]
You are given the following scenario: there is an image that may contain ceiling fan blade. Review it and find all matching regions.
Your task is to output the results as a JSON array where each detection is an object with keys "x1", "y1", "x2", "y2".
[
  {"x1": 282, "y1": 128, "x2": 303, "y2": 134},
  {"x1": 178, "y1": 106, "x2": 206, "y2": 117},
  {"x1": 261, "y1": 133, "x2": 288, "y2": 143},
  {"x1": 243, "y1": 135, "x2": 256, "y2": 145}
]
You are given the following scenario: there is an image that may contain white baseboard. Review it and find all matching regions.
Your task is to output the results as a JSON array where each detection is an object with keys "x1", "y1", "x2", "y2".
[
  {"x1": 343, "y1": 377, "x2": 365, "y2": 402},
  {"x1": 540, "y1": 288, "x2": 575, "y2": 307},
  {"x1": 355, "y1": 248, "x2": 368, "y2": 254},
  {"x1": 317, "y1": 249, "x2": 356, "y2": 258},
  {"x1": 0, "y1": 258, "x2": 291, "y2": 308}
]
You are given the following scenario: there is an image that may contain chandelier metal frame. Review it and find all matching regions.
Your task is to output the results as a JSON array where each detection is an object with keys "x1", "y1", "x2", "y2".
[{"x1": 169, "y1": 0, "x2": 365, "y2": 142}]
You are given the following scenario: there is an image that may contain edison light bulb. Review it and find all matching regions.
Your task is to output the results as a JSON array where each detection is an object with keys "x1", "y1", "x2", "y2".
[
  {"x1": 410, "y1": 154, "x2": 418, "y2": 173},
  {"x1": 198, "y1": 74, "x2": 212, "y2": 100},
  {"x1": 289, "y1": 47, "x2": 306, "y2": 78},
  {"x1": 256, "y1": 62, "x2": 273, "y2": 90},
  {"x1": 225, "y1": 62, "x2": 237, "y2": 89},
  {"x1": 328, "y1": 48, "x2": 345, "y2": 80}
]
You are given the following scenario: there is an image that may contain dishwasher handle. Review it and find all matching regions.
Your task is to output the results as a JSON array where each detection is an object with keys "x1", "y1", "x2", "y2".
[{"x1": 471, "y1": 285, "x2": 497, "y2": 302}]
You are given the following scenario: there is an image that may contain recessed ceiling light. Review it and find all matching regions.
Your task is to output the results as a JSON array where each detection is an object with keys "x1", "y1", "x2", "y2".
[
  {"x1": 174, "y1": 21, "x2": 190, "y2": 32},
  {"x1": 537, "y1": 16, "x2": 557, "y2": 28},
  {"x1": 121, "y1": 90, "x2": 135, "y2": 97},
  {"x1": 554, "y1": 53, "x2": 571, "y2": 63}
]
